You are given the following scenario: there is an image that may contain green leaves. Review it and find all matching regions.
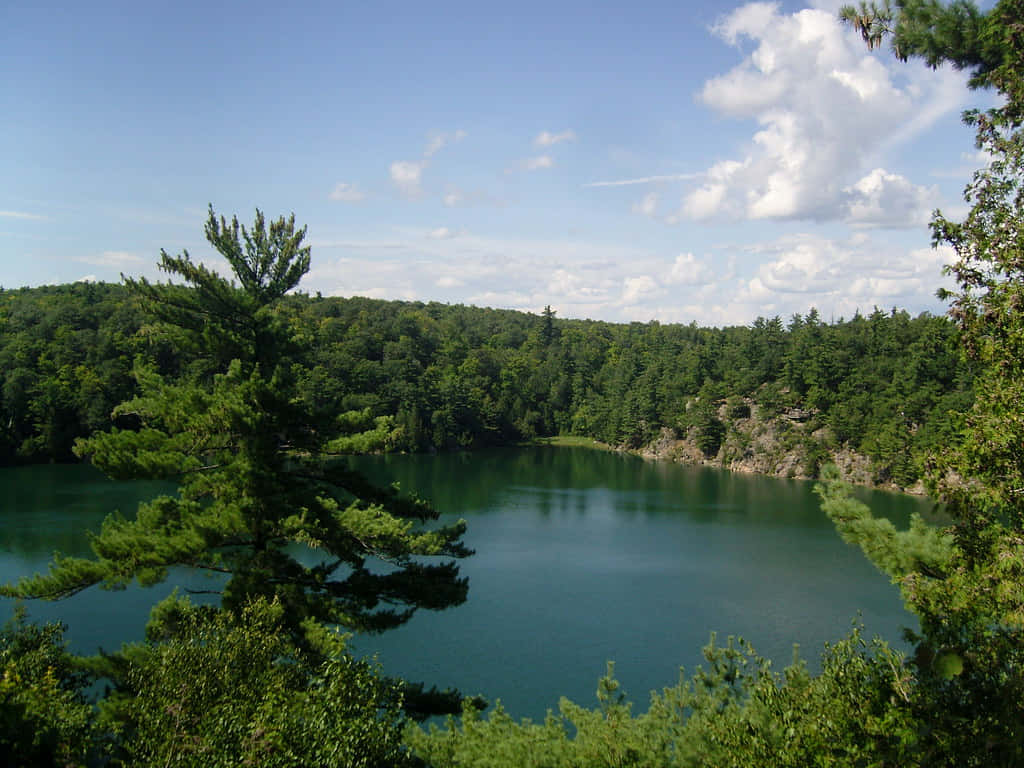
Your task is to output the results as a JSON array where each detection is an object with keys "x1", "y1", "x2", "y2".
[
  {"x1": 123, "y1": 597, "x2": 412, "y2": 768},
  {"x1": 0, "y1": 610, "x2": 99, "y2": 765},
  {"x1": 408, "y1": 629, "x2": 917, "y2": 768}
]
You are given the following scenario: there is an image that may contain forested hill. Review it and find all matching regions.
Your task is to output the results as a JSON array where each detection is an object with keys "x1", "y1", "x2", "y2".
[{"x1": 0, "y1": 281, "x2": 972, "y2": 486}]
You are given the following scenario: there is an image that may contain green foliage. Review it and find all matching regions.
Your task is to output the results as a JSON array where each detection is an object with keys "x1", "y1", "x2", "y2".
[
  {"x1": 2, "y1": 285, "x2": 970, "y2": 486},
  {"x1": 689, "y1": 399, "x2": 726, "y2": 458},
  {"x1": 0, "y1": 600, "x2": 413, "y2": 767},
  {"x1": 817, "y1": 465, "x2": 953, "y2": 581},
  {"x1": 2, "y1": 210, "x2": 472, "y2": 737},
  {"x1": 0, "y1": 609, "x2": 98, "y2": 766},
  {"x1": 819, "y1": 3, "x2": 1024, "y2": 763},
  {"x1": 0, "y1": 282, "x2": 145, "y2": 462},
  {"x1": 121, "y1": 597, "x2": 412, "y2": 768},
  {"x1": 724, "y1": 395, "x2": 751, "y2": 420},
  {"x1": 840, "y1": 0, "x2": 1005, "y2": 84},
  {"x1": 407, "y1": 628, "x2": 917, "y2": 768},
  {"x1": 125, "y1": 205, "x2": 311, "y2": 375}
]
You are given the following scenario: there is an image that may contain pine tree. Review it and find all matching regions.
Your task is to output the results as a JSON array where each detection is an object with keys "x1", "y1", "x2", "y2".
[
  {"x1": 2, "y1": 207, "x2": 471, "y2": 644},
  {"x1": 818, "y1": 2, "x2": 1024, "y2": 761}
]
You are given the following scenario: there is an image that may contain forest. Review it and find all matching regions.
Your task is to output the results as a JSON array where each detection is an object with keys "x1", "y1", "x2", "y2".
[
  {"x1": 0, "y1": 279, "x2": 971, "y2": 488},
  {"x1": 3, "y1": 0, "x2": 1024, "y2": 764}
]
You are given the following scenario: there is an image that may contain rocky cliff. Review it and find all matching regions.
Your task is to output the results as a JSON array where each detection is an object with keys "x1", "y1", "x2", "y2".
[{"x1": 634, "y1": 398, "x2": 926, "y2": 495}]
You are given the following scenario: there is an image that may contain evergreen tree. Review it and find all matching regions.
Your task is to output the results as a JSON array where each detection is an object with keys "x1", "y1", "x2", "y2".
[
  {"x1": 539, "y1": 304, "x2": 558, "y2": 347},
  {"x1": 818, "y1": 2, "x2": 1024, "y2": 761},
  {"x1": 2, "y1": 207, "x2": 471, "y2": 647}
]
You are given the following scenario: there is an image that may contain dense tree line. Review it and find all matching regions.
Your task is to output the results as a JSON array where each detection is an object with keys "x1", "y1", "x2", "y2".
[{"x1": 1, "y1": 282, "x2": 971, "y2": 485}]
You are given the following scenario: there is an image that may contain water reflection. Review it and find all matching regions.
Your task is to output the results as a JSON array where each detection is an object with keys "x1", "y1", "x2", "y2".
[
  {"x1": 0, "y1": 464, "x2": 175, "y2": 559},
  {"x1": 0, "y1": 449, "x2": 933, "y2": 721},
  {"x1": 348, "y1": 445, "x2": 931, "y2": 530}
]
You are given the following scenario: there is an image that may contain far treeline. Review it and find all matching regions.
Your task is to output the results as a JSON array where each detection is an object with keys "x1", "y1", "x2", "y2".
[{"x1": 0, "y1": 280, "x2": 971, "y2": 486}]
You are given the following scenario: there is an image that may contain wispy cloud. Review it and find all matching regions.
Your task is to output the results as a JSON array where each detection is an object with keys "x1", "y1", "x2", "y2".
[
  {"x1": 632, "y1": 192, "x2": 659, "y2": 217},
  {"x1": 390, "y1": 130, "x2": 467, "y2": 197},
  {"x1": 427, "y1": 226, "x2": 464, "y2": 240},
  {"x1": 425, "y1": 129, "x2": 468, "y2": 158},
  {"x1": 534, "y1": 129, "x2": 576, "y2": 147},
  {"x1": 78, "y1": 251, "x2": 145, "y2": 267},
  {"x1": 0, "y1": 210, "x2": 45, "y2": 220},
  {"x1": 526, "y1": 155, "x2": 554, "y2": 170},
  {"x1": 329, "y1": 182, "x2": 366, "y2": 202},
  {"x1": 304, "y1": 229, "x2": 954, "y2": 327},
  {"x1": 583, "y1": 173, "x2": 701, "y2": 188},
  {"x1": 390, "y1": 161, "x2": 424, "y2": 197}
]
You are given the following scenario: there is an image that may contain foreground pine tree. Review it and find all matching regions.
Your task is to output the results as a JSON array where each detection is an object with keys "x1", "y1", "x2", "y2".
[{"x1": 2, "y1": 207, "x2": 470, "y2": 667}]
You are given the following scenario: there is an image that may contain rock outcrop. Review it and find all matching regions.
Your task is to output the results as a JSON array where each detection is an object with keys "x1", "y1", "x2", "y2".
[{"x1": 634, "y1": 397, "x2": 925, "y2": 494}]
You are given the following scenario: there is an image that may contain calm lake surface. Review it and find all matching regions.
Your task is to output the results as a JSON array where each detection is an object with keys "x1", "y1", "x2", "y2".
[{"x1": 0, "y1": 447, "x2": 934, "y2": 719}]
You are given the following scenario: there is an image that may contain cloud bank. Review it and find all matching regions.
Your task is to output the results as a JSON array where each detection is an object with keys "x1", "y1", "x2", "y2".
[{"x1": 307, "y1": 230, "x2": 954, "y2": 327}]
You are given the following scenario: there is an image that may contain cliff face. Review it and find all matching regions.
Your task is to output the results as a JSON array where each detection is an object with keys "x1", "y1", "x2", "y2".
[{"x1": 635, "y1": 399, "x2": 926, "y2": 495}]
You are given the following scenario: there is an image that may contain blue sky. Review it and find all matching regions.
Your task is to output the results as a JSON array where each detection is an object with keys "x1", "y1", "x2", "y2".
[{"x1": 2, "y1": 0, "x2": 989, "y2": 325}]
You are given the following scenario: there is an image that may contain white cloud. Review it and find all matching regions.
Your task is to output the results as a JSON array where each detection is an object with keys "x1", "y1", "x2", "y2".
[
  {"x1": 425, "y1": 129, "x2": 468, "y2": 158},
  {"x1": 526, "y1": 155, "x2": 554, "y2": 170},
  {"x1": 468, "y1": 289, "x2": 534, "y2": 308},
  {"x1": 427, "y1": 227, "x2": 462, "y2": 240},
  {"x1": 443, "y1": 189, "x2": 463, "y2": 207},
  {"x1": 932, "y1": 148, "x2": 996, "y2": 179},
  {"x1": 305, "y1": 230, "x2": 955, "y2": 326},
  {"x1": 667, "y1": 252, "x2": 717, "y2": 286},
  {"x1": 961, "y1": 149, "x2": 993, "y2": 166},
  {"x1": 390, "y1": 160, "x2": 424, "y2": 197},
  {"x1": 390, "y1": 130, "x2": 467, "y2": 198},
  {"x1": 632, "y1": 192, "x2": 658, "y2": 217},
  {"x1": 807, "y1": 0, "x2": 847, "y2": 11},
  {"x1": 676, "y1": 3, "x2": 968, "y2": 225},
  {"x1": 681, "y1": 160, "x2": 745, "y2": 220},
  {"x1": 621, "y1": 275, "x2": 660, "y2": 305},
  {"x1": 736, "y1": 233, "x2": 955, "y2": 315},
  {"x1": 79, "y1": 250, "x2": 145, "y2": 267},
  {"x1": 329, "y1": 182, "x2": 365, "y2": 202},
  {"x1": 534, "y1": 130, "x2": 577, "y2": 147},
  {"x1": 0, "y1": 210, "x2": 44, "y2": 220},
  {"x1": 842, "y1": 168, "x2": 938, "y2": 227}
]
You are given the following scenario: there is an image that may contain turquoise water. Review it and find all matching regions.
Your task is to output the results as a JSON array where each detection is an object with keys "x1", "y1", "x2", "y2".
[{"x1": 0, "y1": 447, "x2": 932, "y2": 719}]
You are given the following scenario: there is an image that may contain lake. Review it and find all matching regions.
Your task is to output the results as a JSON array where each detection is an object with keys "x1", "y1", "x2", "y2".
[{"x1": 0, "y1": 446, "x2": 933, "y2": 720}]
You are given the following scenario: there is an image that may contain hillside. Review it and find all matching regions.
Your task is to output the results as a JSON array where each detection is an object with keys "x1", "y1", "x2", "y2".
[{"x1": 0, "y1": 283, "x2": 971, "y2": 488}]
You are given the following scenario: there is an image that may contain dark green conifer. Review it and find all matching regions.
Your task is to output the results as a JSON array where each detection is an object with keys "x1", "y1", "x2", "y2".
[{"x1": 2, "y1": 207, "x2": 471, "y2": 643}]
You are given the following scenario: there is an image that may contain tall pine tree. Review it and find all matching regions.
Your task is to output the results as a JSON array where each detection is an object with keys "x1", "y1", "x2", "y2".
[{"x1": 3, "y1": 207, "x2": 471, "y2": 643}]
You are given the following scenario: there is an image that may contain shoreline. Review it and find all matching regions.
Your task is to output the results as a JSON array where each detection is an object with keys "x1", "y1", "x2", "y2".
[{"x1": 531, "y1": 433, "x2": 930, "y2": 499}]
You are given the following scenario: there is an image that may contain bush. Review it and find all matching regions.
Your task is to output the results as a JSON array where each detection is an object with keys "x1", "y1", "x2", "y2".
[
  {"x1": 122, "y1": 597, "x2": 412, "y2": 768},
  {"x1": 407, "y1": 629, "x2": 917, "y2": 768},
  {"x1": 0, "y1": 610, "x2": 98, "y2": 767}
]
